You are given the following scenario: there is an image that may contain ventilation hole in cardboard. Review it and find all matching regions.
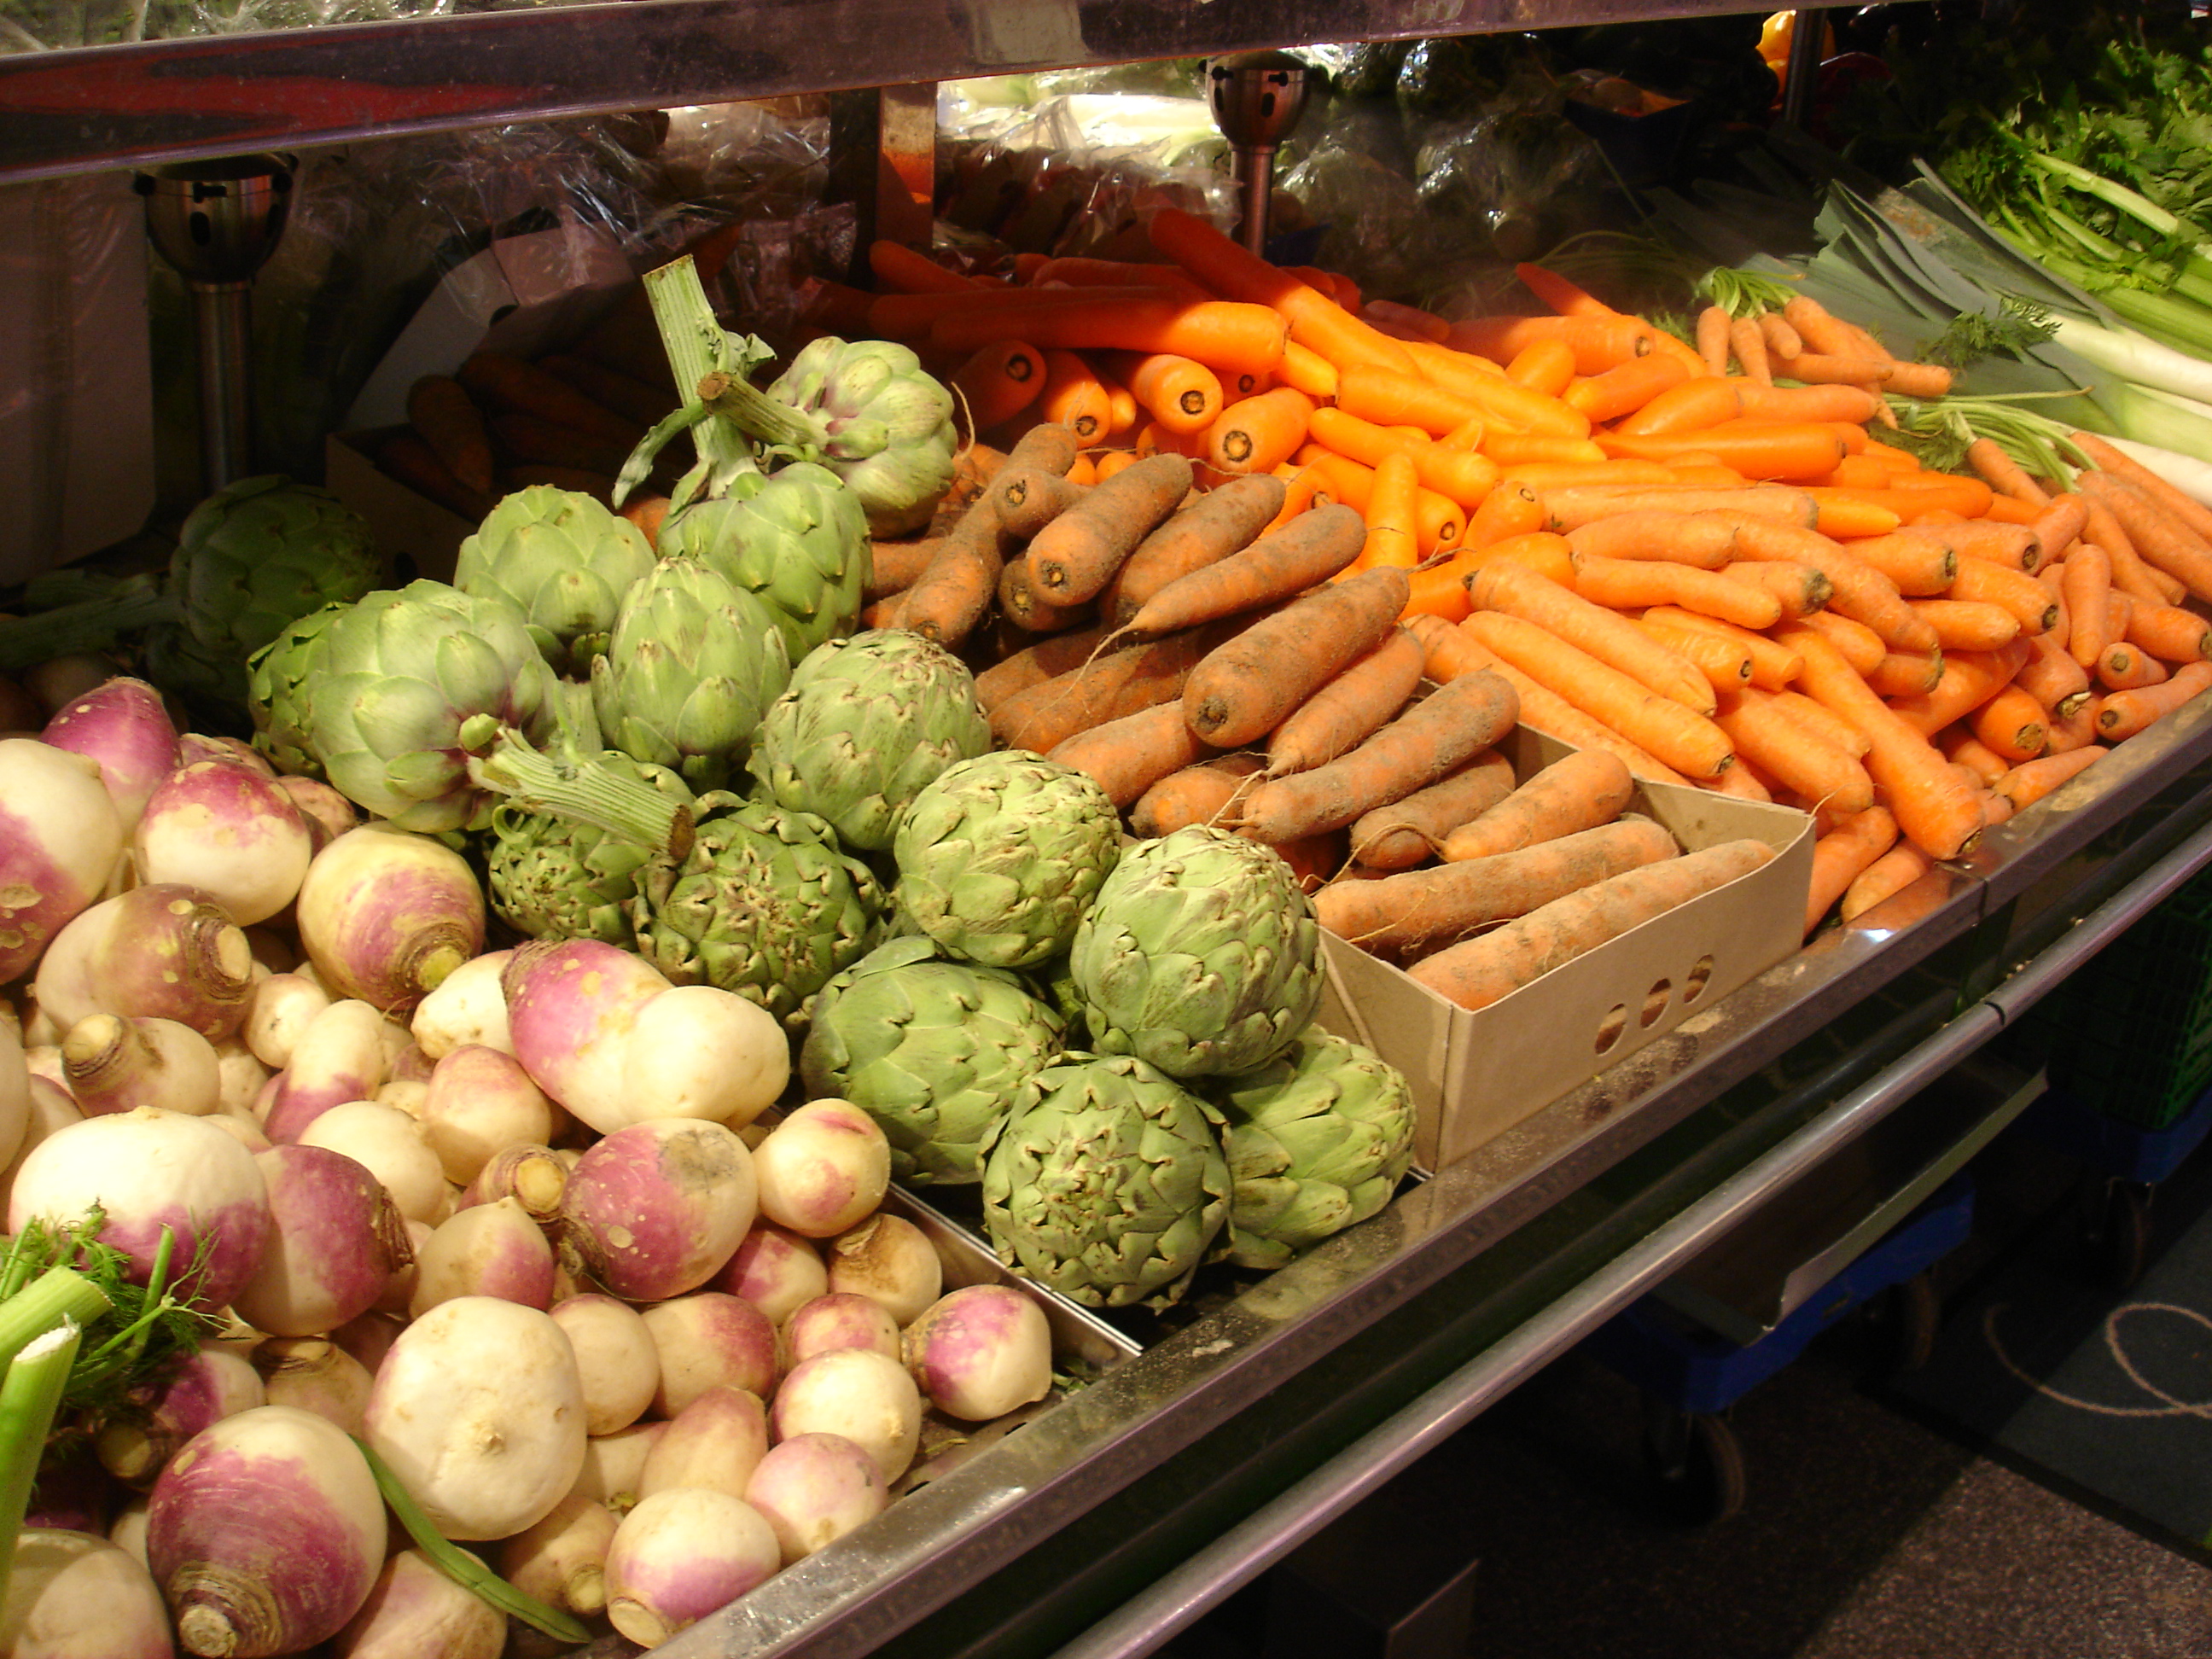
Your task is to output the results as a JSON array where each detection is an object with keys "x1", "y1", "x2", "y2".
[
  {"x1": 1641, "y1": 980, "x2": 1672, "y2": 1027},
  {"x1": 1595, "y1": 1004, "x2": 1628, "y2": 1054},
  {"x1": 1683, "y1": 956, "x2": 1715, "y2": 1002}
]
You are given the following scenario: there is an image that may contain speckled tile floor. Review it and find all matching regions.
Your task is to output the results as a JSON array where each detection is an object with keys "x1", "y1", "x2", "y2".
[{"x1": 1163, "y1": 1126, "x2": 2212, "y2": 1659}]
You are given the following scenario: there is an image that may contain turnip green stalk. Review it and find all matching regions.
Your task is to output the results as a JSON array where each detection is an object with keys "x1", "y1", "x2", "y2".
[{"x1": 350, "y1": 1435, "x2": 590, "y2": 1644}]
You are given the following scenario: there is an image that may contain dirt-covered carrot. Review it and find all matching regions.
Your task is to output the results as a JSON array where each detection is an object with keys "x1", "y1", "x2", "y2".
[
  {"x1": 1128, "y1": 753, "x2": 1265, "y2": 838},
  {"x1": 1569, "y1": 553, "x2": 1780, "y2": 630},
  {"x1": 1804, "y1": 806, "x2": 1900, "y2": 935},
  {"x1": 1264, "y1": 625, "x2": 1428, "y2": 777},
  {"x1": 1238, "y1": 667, "x2": 1519, "y2": 845},
  {"x1": 1099, "y1": 472, "x2": 1288, "y2": 629},
  {"x1": 997, "y1": 556, "x2": 1097, "y2": 635},
  {"x1": 1348, "y1": 749, "x2": 1518, "y2": 870},
  {"x1": 1994, "y1": 744, "x2": 2110, "y2": 811},
  {"x1": 972, "y1": 620, "x2": 1120, "y2": 710},
  {"x1": 1438, "y1": 748, "x2": 1635, "y2": 863},
  {"x1": 1712, "y1": 690, "x2": 1876, "y2": 815},
  {"x1": 538, "y1": 353, "x2": 679, "y2": 429},
  {"x1": 1464, "y1": 611, "x2": 1733, "y2": 779},
  {"x1": 486, "y1": 411, "x2": 632, "y2": 478},
  {"x1": 900, "y1": 494, "x2": 1009, "y2": 649},
  {"x1": 1048, "y1": 700, "x2": 1219, "y2": 808},
  {"x1": 375, "y1": 428, "x2": 496, "y2": 523},
  {"x1": 865, "y1": 535, "x2": 946, "y2": 602},
  {"x1": 405, "y1": 374, "x2": 497, "y2": 497},
  {"x1": 1022, "y1": 451, "x2": 1194, "y2": 605},
  {"x1": 1407, "y1": 839, "x2": 1776, "y2": 1010},
  {"x1": 994, "y1": 466, "x2": 1087, "y2": 540},
  {"x1": 1321, "y1": 817, "x2": 1679, "y2": 958},
  {"x1": 1184, "y1": 566, "x2": 1413, "y2": 747},
  {"x1": 991, "y1": 616, "x2": 1245, "y2": 753},
  {"x1": 1119, "y1": 502, "x2": 1366, "y2": 642},
  {"x1": 1467, "y1": 562, "x2": 1715, "y2": 713}
]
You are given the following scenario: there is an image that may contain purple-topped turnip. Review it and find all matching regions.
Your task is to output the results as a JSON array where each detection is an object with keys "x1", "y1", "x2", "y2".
[
  {"x1": 295, "y1": 825, "x2": 485, "y2": 1012},
  {"x1": 32, "y1": 884, "x2": 254, "y2": 1041},
  {"x1": 605, "y1": 1487, "x2": 781, "y2": 1647},
  {"x1": 230, "y1": 1143, "x2": 413, "y2": 1337},
  {"x1": 134, "y1": 758, "x2": 315, "y2": 927},
  {"x1": 744, "y1": 1433, "x2": 888, "y2": 1564},
  {"x1": 38, "y1": 675, "x2": 178, "y2": 833},
  {"x1": 0, "y1": 1528, "x2": 173, "y2": 1659},
  {"x1": 903, "y1": 1284, "x2": 1055, "y2": 1422},
  {"x1": 561, "y1": 1117, "x2": 755, "y2": 1301},
  {"x1": 0, "y1": 738, "x2": 125, "y2": 985},
  {"x1": 750, "y1": 1098, "x2": 890, "y2": 1238}
]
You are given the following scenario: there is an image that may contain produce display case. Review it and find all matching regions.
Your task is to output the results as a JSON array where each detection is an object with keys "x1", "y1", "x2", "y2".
[{"x1": 7, "y1": 3, "x2": 2212, "y2": 1658}]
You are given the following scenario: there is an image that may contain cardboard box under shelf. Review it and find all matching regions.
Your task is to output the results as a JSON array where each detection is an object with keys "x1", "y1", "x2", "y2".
[
  {"x1": 1315, "y1": 728, "x2": 1814, "y2": 1173},
  {"x1": 325, "y1": 428, "x2": 475, "y2": 587}
]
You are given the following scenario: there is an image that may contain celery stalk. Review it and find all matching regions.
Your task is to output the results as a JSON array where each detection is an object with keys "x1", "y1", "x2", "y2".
[{"x1": 0, "y1": 1321, "x2": 86, "y2": 1614}]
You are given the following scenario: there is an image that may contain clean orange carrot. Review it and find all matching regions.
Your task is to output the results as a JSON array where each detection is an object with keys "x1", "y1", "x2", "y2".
[
  {"x1": 1804, "y1": 806, "x2": 1901, "y2": 935},
  {"x1": 1791, "y1": 610, "x2": 1888, "y2": 675},
  {"x1": 867, "y1": 240, "x2": 980, "y2": 294},
  {"x1": 1540, "y1": 486, "x2": 1817, "y2": 533},
  {"x1": 1965, "y1": 438, "x2": 2051, "y2": 506},
  {"x1": 1715, "y1": 559, "x2": 1832, "y2": 620},
  {"x1": 1099, "y1": 472, "x2": 1288, "y2": 629},
  {"x1": 1406, "y1": 840, "x2": 1776, "y2": 1010},
  {"x1": 2080, "y1": 471, "x2": 2212, "y2": 600},
  {"x1": 2017, "y1": 632, "x2": 2094, "y2": 719},
  {"x1": 1463, "y1": 611, "x2": 1734, "y2": 778},
  {"x1": 1203, "y1": 386, "x2": 1314, "y2": 475},
  {"x1": 1027, "y1": 254, "x2": 1208, "y2": 295},
  {"x1": 1728, "y1": 315, "x2": 1773, "y2": 386},
  {"x1": 1837, "y1": 531, "x2": 1956, "y2": 595},
  {"x1": 1994, "y1": 745, "x2": 2109, "y2": 811},
  {"x1": 1467, "y1": 562, "x2": 1715, "y2": 713},
  {"x1": 1128, "y1": 753, "x2": 1264, "y2": 839},
  {"x1": 1103, "y1": 351, "x2": 1225, "y2": 437},
  {"x1": 929, "y1": 297, "x2": 1289, "y2": 378},
  {"x1": 1150, "y1": 207, "x2": 1413, "y2": 375},
  {"x1": 1446, "y1": 313, "x2": 1664, "y2": 375},
  {"x1": 1969, "y1": 684, "x2": 2048, "y2": 762},
  {"x1": 1941, "y1": 729, "x2": 2013, "y2": 785},
  {"x1": 1091, "y1": 448, "x2": 1140, "y2": 483},
  {"x1": 1569, "y1": 552, "x2": 1780, "y2": 629},
  {"x1": 1307, "y1": 407, "x2": 1502, "y2": 511},
  {"x1": 1119, "y1": 501, "x2": 1366, "y2": 642},
  {"x1": 2081, "y1": 494, "x2": 2182, "y2": 605},
  {"x1": 1769, "y1": 686, "x2": 1872, "y2": 757},
  {"x1": 1264, "y1": 625, "x2": 1428, "y2": 776},
  {"x1": 2098, "y1": 640, "x2": 2170, "y2": 691},
  {"x1": 1274, "y1": 341, "x2": 1340, "y2": 402},
  {"x1": 1598, "y1": 422, "x2": 1851, "y2": 481},
  {"x1": 2063, "y1": 542, "x2": 2113, "y2": 669},
  {"x1": 1065, "y1": 451, "x2": 1100, "y2": 486},
  {"x1": 1841, "y1": 841, "x2": 1936, "y2": 923},
  {"x1": 1362, "y1": 298, "x2": 1452, "y2": 343},
  {"x1": 1908, "y1": 598, "x2": 2022, "y2": 653},
  {"x1": 2125, "y1": 602, "x2": 2212, "y2": 664},
  {"x1": 1358, "y1": 451, "x2": 1423, "y2": 572},
  {"x1": 946, "y1": 339, "x2": 1047, "y2": 432},
  {"x1": 1335, "y1": 365, "x2": 1487, "y2": 439},
  {"x1": 1564, "y1": 354, "x2": 1693, "y2": 423},
  {"x1": 1614, "y1": 376, "x2": 1747, "y2": 438},
  {"x1": 1560, "y1": 510, "x2": 1738, "y2": 568},
  {"x1": 1949, "y1": 556, "x2": 2059, "y2": 634},
  {"x1": 1400, "y1": 352, "x2": 1595, "y2": 439},
  {"x1": 1761, "y1": 308, "x2": 1811, "y2": 359},
  {"x1": 2094, "y1": 659, "x2": 2212, "y2": 741},
  {"x1": 1512, "y1": 261, "x2": 1619, "y2": 318},
  {"x1": 1183, "y1": 565, "x2": 1412, "y2": 746},
  {"x1": 1240, "y1": 666, "x2": 1522, "y2": 843},
  {"x1": 1423, "y1": 532, "x2": 1576, "y2": 601},
  {"x1": 1505, "y1": 335, "x2": 1580, "y2": 396},
  {"x1": 1437, "y1": 747, "x2": 1636, "y2": 863},
  {"x1": 1034, "y1": 349, "x2": 1115, "y2": 445},
  {"x1": 1298, "y1": 448, "x2": 1467, "y2": 556},
  {"x1": 1482, "y1": 432, "x2": 1610, "y2": 469},
  {"x1": 1346, "y1": 749, "x2": 1519, "y2": 870},
  {"x1": 1632, "y1": 615, "x2": 1757, "y2": 694},
  {"x1": 1321, "y1": 817, "x2": 1679, "y2": 958},
  {"x1": 1022, "y1": 451, "x2": 1194, "y2": 605},
  {"x1": 1732, "y1": 520, "x2": 1936, "y2": 652},
  {"x1": 1877, "y1": 641, "x2": 2032, "y2": 737},
  {"x1": 1641, "y1": 607, "x2": 1803, "y2": 690},
  {"x1": 1047, "y1": 700, "x2": 1218, "y2": 808},
  {"x1": 2029, "y1": 492, "x2": 2089, "y2": 560},
  {"x1": 1786, "y1": 630, "x2": 1988, "y2": 860},
  {"x1": 1424, "y1": 622, "x2": 1690, "y2": 784},
  {"x1": 1712, "y1": 689, "x2": 1875, "y2": 813},
  {"x1": 2070, "y1": 431, "x2": 2212, "y2": 543},
  {"x1": 1866, "y1": 650, "x2": 1946, "y2": 699},
  {"x1": 1695, "y1": 306, "x2": 1732, "y2": 375},
  {"x1": 870, "y1": 283, "x2": 1184, "y2": 337}
]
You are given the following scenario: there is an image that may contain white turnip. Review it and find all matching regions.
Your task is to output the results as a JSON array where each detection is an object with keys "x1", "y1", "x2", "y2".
[
  {"x1": 95, "y1": 1347, "x2": 266, "y2": 1486},
  {"x1": 418, "y1": 1043, "x2": 554, "y2": 1183},
  {"x1": 750, "y1": 1098, "x2": 891, "y2": 1237},
  {"x1": 744, "y1": 1433, "x2": 888, "y2": 1564},
  {"x1": 407, "y1": 1195, "x2": 556, "y2": 1316},
  {"x1": 824, "y1": 1213, "x2": 942, "y2": 1326},
  {"x1": 550, "y1": 1294, "x2": 661, "y2": 1436},
  {"x1": 295, "y1": 1099, "x2": 449, "y2": 1225},
  {"x1": 408, "y1": 948, "x2": 512, "y2": 1060},
  {"x1": 295, "y1": 825, "x2": 485, "y2": 1012},
  {"x1": 0, "y1": 738, "x2": 125, "y2": 984},
  {"x1": 326, "y1": 1309, "x2": 405, "y2": 1377},
  {"x1": 783, "y1": 1292, "x2": 900, "y2": 1366},
  {"x1": 7, "y1": 1107, "x2": 269, "y2": 1310},
  {"x1": 260, "y1": 997, "x2": 389, "y2": 1144},
  {"x1": 211, "y1": 1034, "x2": 271, "y2": 1119},
  {"x1": 767, "y1": 1347, "x2": 921, "y2": 1484},
  {"x1": 363, "y1": 1295, "x2": 587, "y2": 1541},
  {"x1": 604, "y1": 1487, "x2": 781, "y2": 1648},
  {"x1": 641, "y1": 1293, "x2": 779, "y2": 1418},
  {"x1": 903, "y1": 1284, "x2": 1054, "y2": 1422},
  {"x1": 568, "y1": 1419, "x2": 665, "y2": 1511},
  {"x1": 709, "y1": 1221, "x2": 828, "y2": 1325},
  {"x1": 108, "y1": 1496, "x2": 153, "y2": 1567},
  {"x1": 38, "y1": 675, "x2": 178, "y2": 833},
  {"x1": 497, "y1": 1493, "x2": 616, "y2": 1622},
  {"x1": 0, "y1": 1013, "x2": 32, "y2": 1171},
  {"x1": 637, "y1": 1383, "x2": 770, "y2": 1501},
  {"x1": 230, "y1": 1143, "x2": 413, "y2": 1336},
  {"x1": 243, "y1": 973, "x2": 330, "y2": 1070},
  {"x1": 59, "y1": 1013, "x2": 220, "y2": 1117},
  {"x1": 148, "y1": 1404, "x2": 387, "y2": 1658},
  {"x1": 252, "y1": 1336, "x2": 375, "y2": 1436},
  {"x1": 133, "y1": 758, "x2": 314, "y2": 927},
  {"x1": 32, "y1": 883, "x2": 253, "y2": 1041},
  {"x1": 561, "y1": 1117, "x2": 755, "y2": 1301},
  {"x1": 331, "y1": 1546, "x2": 504, "y2": 1659},
  {"x1": 620, "y1": 982, "x2": 790, "y2": 1130},
  {"x1": 0, "y1": 1528, "x2": 172, "y2": 1659}
]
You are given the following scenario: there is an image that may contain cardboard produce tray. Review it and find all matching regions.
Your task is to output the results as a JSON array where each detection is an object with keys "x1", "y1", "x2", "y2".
[{"x1": 1316, "y1": 727, "x2": 1815, "y2": 1172}]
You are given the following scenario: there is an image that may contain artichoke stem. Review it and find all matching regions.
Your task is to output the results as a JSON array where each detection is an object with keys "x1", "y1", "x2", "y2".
[
  {"x1": 699, "y1": 370, "x2": 830, "y2": 457},
  {"x1": 468, "y1": 728, "x2": 684, "y2": 852},
  {"x1": 0, "y1": 590, "x2": 180, "y2": 672}
]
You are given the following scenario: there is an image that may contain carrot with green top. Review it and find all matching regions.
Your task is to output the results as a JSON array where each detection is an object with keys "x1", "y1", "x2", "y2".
[
  {"x1": 1439, "y1": 748, "x2": 1635, "y2": 863},
  {"x1": 1348, "y1": 749, "x2": 1519, "y2": 870},
  {"x1": 1323, "y1": 818, "x2": 1680, "y2": 958},
  {"x1": 1407, "y1": 839, "x2": 1776, "y2": 1010},
  {"x1": 1466, "y1": 562, "x2": 1715, "y2": 714},
  {"x1": 1184, "y1": 565, "x2": 1413, "y2": 747},
  {"x1": 1965, "y1": 438, "x2": 2051, "y2": 506},
  {"x1": 1239, "y1": 666, "x2": 1520, "y2": 843}
]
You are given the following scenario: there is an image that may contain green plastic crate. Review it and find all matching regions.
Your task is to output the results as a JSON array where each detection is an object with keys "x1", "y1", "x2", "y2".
[{"x1": 2033, "y1": 866, "x2": 2212, "y2": 1130}]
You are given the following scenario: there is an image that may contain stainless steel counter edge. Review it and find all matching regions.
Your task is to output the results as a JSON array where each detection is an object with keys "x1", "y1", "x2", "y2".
[
  {"x1": 0, "y1": 0, "x2": 1779, "y2": 184},
  {"x1": 643, "y1": 707, "x2": 2212, "y2": 1659}
]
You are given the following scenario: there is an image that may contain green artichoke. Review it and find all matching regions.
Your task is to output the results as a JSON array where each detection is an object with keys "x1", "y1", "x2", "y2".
[
  {"x1": 893, "y1": 752, "x2": 1123, "y2": 970},
  {"x1": 748, "y1": 631, "x2": 991, "y2": 853},
  {"x1": 763, "y1": 337, "x2": 959, "y2": 538},
  {"x1": 800, "y1": 936, "x2": 1067, "y2": 1185},
  {"x1": 486, "y1": 752, "x2": 696, "y2": 946},
  {"x1": 979, "y1": 1051, "x2": 1231, "y2": 1309},
  {"x1": 589, "y1": 557, "x2": 791, "y2": 792},
  {"x1": 1206, "y1": 1030, "x2": 1418, "y2": 1271},
  {"x1": 453, "y1": 486, "x2": 656, "y2": 675},
  {"x1": 305, "y1": 579, "x2": 561, "y2": 833},
  {"x1": 629, "y1": 794, "x2": 882, "y2": 1024},
  {"x1": 1069, "y1": 827, "x2": 1322, "y2": 1079},
  {"x1": 658, "y1": 463, "x2": 870, "y2": 663},
  {"x1": 246, "y1": 601, "x2": 346, "y2": 777}
]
